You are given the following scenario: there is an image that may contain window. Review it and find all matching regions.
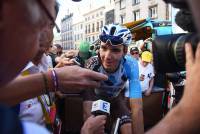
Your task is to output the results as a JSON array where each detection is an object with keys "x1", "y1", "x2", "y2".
[
  {"x1": 81, "y1": 24, "x2": 83, "y2": 29},
  {"x1": 133, "y1": 10, "x2": 140, "y2": 21},
  {"x1": 92, "y1": 23, "x2": 95, "y2": 32},
  {"x1": 92, "y1": 36, "x2": 95, "y2": 42},
  {"x1": 71, "y1": 33, "x2": 73, "y2": 40},
  {"x1": 120, "y1": 15, "x2": 125, "y2": 24},
  {"x1": 132, "y1": 0, "x2": 140, "y2": 5},
  {"x1": 100, "y1": 11, "x2": 103, "y2": 16},
  {"x1": 120, "y1": 0, "x2": 126, "y2": 9},
  {"x1": 96, "y1": 22, "x2": 99, "y2": 32},
  {"x1": 100, "y1": 21, "x2": 103, "y2": 29},
  {"x1": 85, "y1": 25, "x2": 87, "y2": 34},
  {"x1": 149, "y1": 5, "x2": 158, "y2": 19},
  {"x1": 88, "y1": 24, "x2": 90, "y2": 33}
]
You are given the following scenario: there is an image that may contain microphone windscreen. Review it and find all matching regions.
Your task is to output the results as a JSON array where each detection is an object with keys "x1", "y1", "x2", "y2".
[{"x1": 175, "y1": 10, "x2": 196, "y2": 32}]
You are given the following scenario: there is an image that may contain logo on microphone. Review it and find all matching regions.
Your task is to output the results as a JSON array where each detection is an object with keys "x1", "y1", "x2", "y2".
[
  {"x1": 91, "y1": 100, "x2": 110, "y2": 115},
  {"x1": 102, "y1": 102, "x2": 109, "y2": 112}
]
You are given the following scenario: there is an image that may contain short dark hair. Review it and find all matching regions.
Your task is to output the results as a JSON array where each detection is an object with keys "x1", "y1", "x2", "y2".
[{"x1": 54, "y1": 44, "x2": 62, "y2": 49}]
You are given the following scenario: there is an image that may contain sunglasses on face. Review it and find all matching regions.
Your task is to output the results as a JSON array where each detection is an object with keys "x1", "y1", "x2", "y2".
[
  {"x1": 99, "y1": 34, "x2": 123, "y2": 46},
  {"x1": 131, "y1": 51, "x2": 139, "y2": 55}
]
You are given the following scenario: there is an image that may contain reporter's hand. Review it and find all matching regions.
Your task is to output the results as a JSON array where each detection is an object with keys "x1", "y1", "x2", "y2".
[
  {"x1": 81, "y1": 115, "x2": 107, "y2": 134},
  {"x1": 54, "y1": 66, "x2": 108, "y2": 92}
]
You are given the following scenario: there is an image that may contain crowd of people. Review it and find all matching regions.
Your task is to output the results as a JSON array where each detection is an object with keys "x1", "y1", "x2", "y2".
[{"x1": 1, "y1": 0, "x2": 200, "y2": 134}]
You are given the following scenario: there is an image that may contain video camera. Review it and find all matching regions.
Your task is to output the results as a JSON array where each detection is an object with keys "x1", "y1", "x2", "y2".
[{"x1": 153, "y1": 0, "x2": 199, "y2": 73}]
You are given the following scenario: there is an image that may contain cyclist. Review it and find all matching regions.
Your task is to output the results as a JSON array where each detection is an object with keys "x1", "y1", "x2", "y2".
[{"x1": 83, "y1": 24, "x2": 144, "y2": 134}]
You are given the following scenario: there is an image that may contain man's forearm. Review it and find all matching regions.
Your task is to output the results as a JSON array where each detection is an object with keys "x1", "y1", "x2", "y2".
[
  {"x1": 130, "y1": 98, "x2": 144, "y2": 134},
  {"x1": 146, "y1": 102, "x2": 200, "y2": 134},
  {"x1": 0, "y1": 73, "x2": 46, "y2": 106}
]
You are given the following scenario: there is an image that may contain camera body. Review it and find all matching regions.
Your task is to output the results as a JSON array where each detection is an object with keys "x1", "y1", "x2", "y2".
[
  {"x1": 153, "y1": 33, "x2": 199, "y2": 73},
  {"x1": 153, "y1": 0, "x2": 199, "y2": 73}
]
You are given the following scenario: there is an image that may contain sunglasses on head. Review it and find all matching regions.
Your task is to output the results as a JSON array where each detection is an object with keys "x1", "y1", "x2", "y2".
[{"x1": 99, "y1": 34, "x2": 123, "y2": 46}]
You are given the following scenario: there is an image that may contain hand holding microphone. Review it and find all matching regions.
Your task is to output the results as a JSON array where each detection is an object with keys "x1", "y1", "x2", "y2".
[
  {"x1": 81, "y1": 115, "x2": 107, "y2": 134},
  {"x1": 81, "y1": 99, "x2": 110, "y2": 134},
  {"x1": 91, "y1": 100, "x2": 121, "y2": 134}
]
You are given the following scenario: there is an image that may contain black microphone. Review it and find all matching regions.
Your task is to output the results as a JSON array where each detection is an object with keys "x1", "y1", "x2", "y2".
[{"x1": 91, "y1": 99, "x2": 110, "y2": 116}]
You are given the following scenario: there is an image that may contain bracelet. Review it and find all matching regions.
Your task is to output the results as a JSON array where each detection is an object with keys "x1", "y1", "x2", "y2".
[
  {"x1": 41, "y1": 72, "x2": 49, "y2": 95},
  {"x1": 51, "y1": 69, "x2": 59, "y2": 92}
]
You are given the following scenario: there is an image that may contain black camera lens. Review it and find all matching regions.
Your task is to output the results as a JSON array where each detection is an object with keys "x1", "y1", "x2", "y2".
[{"x1": 153, "y1": 33, "x2": 199, "y2": 73}]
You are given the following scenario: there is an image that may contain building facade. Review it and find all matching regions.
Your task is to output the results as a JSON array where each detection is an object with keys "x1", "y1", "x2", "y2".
[
  {"x1": 83, "y1": 6, "x2": 105, "y2": 43},
  {"x1": 61, "y1": 13, "x2": 75, "y2": 50},
  {"x1": 73, "y1": 21, "x2": 85, "y2": 49},
  {"x1": 115, "y1": 0, "x2": 170, "y2": 24},
  {"x1": 105, "y1": 0, "x2": 115, "y2": 25},
  {"x1": 58, "y1": 0, "x2": 171, "y2": 50}
]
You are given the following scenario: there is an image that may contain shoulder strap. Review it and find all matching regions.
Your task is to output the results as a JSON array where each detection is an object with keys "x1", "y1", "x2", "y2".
[{"x1": 37, "y1": 96, "x2": 51, "y2": 124}]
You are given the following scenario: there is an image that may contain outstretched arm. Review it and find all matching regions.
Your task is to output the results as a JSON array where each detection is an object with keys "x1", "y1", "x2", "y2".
[
  {"x1": 130, "y1": 98, "x2": 144, "y2": 134},
  {"x1": 128, "y1": 55, "x2": 144, "y2": 133},
  {"x1": 0, "y1": 66, "x2": 107, "y2": 106},
  {"x1": 0, "y1": 73, "x2": 46, "y2": 106},
  {"x1": 146, "y1": 43, "x2": 200, "y2": 134}
]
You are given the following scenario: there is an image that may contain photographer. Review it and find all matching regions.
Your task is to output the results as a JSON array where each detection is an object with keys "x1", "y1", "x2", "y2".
[
  {"x1": 146, "y1": 0, "x2": 200, "y2": 133},
  {"x1": 0, "y1": 0, "x2": 108, "y2": 133},
  {"x1": 146, "y1": 43, "x2": 200, "y2": 134}
]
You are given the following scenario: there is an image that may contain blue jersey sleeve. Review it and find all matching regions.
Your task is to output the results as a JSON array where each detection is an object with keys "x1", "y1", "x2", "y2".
[{"x1": 124, "y1": 55, "x2": 142, "y2": 98}]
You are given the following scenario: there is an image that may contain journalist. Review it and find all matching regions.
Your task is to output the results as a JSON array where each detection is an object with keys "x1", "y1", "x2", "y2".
[{"x1": 0, "y1": 0, "x2": 107, "y2": 133}]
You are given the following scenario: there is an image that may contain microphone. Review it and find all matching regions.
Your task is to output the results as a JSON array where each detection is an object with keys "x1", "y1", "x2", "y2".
[{"x1": 91, "y1": 99, "x2": 110, "y2": 116}]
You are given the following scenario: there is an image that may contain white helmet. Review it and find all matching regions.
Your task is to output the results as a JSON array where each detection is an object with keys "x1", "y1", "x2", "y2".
[{"x1": 99, "y1": 24, "x2": 132, "y2": 46}]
